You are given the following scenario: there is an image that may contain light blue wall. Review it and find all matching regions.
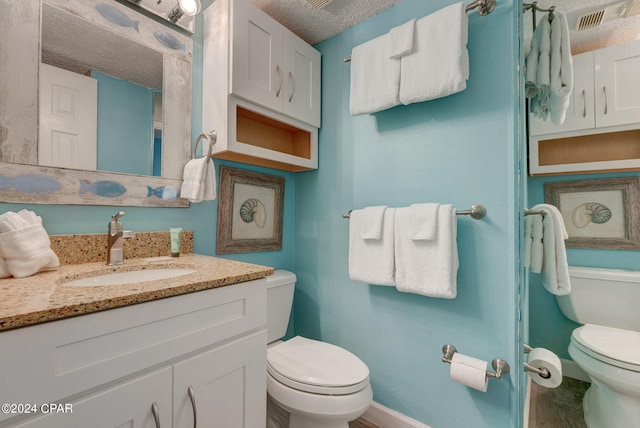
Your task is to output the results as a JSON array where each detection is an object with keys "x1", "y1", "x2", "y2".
[
  {"x1": 527, "y1": 171, "x2": 640, "y2": 359},
  {"x1": 93, "y1": 71, "x2": 155, "y2": 176},
  {"x1": 293, "y1": 1, "x2": 522, "y2": 427}
]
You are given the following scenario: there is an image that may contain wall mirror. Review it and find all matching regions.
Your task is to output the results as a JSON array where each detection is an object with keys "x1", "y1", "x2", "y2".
[{"x1": 0, "y1": 0, "x2": 192, "y2": 207}]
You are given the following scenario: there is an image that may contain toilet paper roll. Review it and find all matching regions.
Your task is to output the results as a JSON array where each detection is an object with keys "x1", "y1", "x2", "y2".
[
  {"x1": 450, "y1": 353, "x2": 488, "y2": 392},
  {"x1": 527, "y1": 347, "x2": 562, "y2": 388}
]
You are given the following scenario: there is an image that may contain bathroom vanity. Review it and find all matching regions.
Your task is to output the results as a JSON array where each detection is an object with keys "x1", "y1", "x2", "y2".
[{"x1": 0, "y1": 255, "x2": 273, "y2": 428}]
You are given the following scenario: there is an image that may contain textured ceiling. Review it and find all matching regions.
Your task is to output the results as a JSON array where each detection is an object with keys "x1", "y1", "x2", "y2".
[{"x1": 250, "y1": 0, "x2": 402, "y2": 45}]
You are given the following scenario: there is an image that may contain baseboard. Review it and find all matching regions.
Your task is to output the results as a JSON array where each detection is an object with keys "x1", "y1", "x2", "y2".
[
  {"x1": 561, "y1": 358, "x2": 590, "y2": 383},
  {"x1": 361, "y1": 401, "x2": 432, "y2": 428}
]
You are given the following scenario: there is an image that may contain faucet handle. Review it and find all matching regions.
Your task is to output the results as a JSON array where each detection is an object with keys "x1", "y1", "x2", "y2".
[{"x1": 112, "y1": 211, "x2": 126, "y2": 221}]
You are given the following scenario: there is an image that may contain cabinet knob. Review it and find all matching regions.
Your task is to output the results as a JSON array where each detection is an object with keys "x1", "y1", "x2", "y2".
[
  {"x1": 151, "y1": 402, "x2": 161, "y2": 428},
  {"x1": 275, "y1": 65, "x2": 283, "y2": 98},
  {"x1": 188, "y1": 385, "x2": 198, "y2": 428},
  {"x1": 288, "y1": 71, "x2": 295, "y2": 103}
]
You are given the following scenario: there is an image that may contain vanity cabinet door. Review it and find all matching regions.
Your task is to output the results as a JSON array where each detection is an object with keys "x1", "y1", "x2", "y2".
[
  {"x1": 173, "y1": 330, "x2": 267, "y2": 428},
  {"x1": 7, "y1": 367, "x2": 172, "y2": 428},
  {"x1": 594, "y1": 40, "x2": 640, "y2": 128},
  {"x1": 232, "y1": 0, "x2": 284, "y2": 113},
  {"x1": 528, "y1": 52, "x2": 595, "y2": 136}
]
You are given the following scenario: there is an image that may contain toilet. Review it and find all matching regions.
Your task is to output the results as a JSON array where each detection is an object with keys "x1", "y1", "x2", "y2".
[
  {"x1": 265, "y1": 270, "x2": 373, "y2": 428},
  {"x1": 556, "y1": 266, "x2": 640, "y2": 428}
]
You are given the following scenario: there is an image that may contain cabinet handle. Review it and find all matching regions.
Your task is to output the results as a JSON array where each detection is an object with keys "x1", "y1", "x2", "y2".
[
  {"x1": 582, "y1": 90, "x2": 586, "y2": 118},
  {"x1": 603, "y1": 86, "x2": 608, "y2": 115},
  {"x1": 288, "y1": 71, "x2": 295, "y2": 103},
  {"x1": 188, "y1": 385, "x2": 198, "y2": 428},
  {"x1": 275, "y1": 65, "x2": 282, "y2": 98},
  {"x1": 151, "y1": 402, "x2": 161, "y2": 428}
]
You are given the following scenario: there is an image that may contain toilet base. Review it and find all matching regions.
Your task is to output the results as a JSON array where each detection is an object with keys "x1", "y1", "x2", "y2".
[{"x1": 582, "y1": 378, "x2": 640, "y2": 428}]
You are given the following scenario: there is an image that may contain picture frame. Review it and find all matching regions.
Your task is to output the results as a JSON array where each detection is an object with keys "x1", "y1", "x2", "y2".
[
  {"x1": 544, "y1": 177, "x2": 640, "y2": 250},
  {"x1": 217, "y1": 166, "x2": 285, "y2": 254}
]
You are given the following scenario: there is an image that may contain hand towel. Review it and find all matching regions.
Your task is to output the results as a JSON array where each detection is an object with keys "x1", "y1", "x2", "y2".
[
  {"x1": 0, "y1": 210, "x2": 59, "y2": 278},
  {"x1": 525, "y1": 16, "x2": 543, "y2": 99},
  {"x1": 407, "y1": 203, "x2": 439, "y2": 240},
  {"x1": 360, "y1": 206, "x2": 389, "y2": 240},
  {"x1": 524, "y1": 215, "x2": 533, "y2": 268},
  {"x1": 532, "y1": 203, "x2": 571, "y2": 295},
  {"x1": 180, "y1": 155, "x2": 216, "y2": 203},
  {"x1": 349, "y1": 33, "x2": 401, "y2": 116},
  {"x1": 398, "y1": 2, "x2": 468, "y2": 105},
  {"x1": 394, "y1": 204, "x2": 458, "y2": 298},
  {"x1": 530, "y1": 213, "x2": 544, "y2": 273},
  {"x1": 529, "y1": 16, "x2": 552, "y2": 120},
  {"x1": 388, "y1": 18, "x2": 416, "y2": 59},
  {"x1": 349, "y1": 207, "x2": 396, "y2": 286},
  {"x1": 549, "y1": 11, "x2": 573, "y2": 125}
]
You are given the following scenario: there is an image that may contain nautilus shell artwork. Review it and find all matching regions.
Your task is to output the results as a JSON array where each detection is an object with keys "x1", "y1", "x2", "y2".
[
  {"x1": 240, "y1": 198, "x2": 267, "y2": 228},
  {"x1": 571, "y1": 202, "x2": 612, "y2": 228}
]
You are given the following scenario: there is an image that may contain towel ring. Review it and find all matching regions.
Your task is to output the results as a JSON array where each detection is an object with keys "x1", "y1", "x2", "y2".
[{"x1": 191, "y1": 130, "x2": 217, "y2": 159}]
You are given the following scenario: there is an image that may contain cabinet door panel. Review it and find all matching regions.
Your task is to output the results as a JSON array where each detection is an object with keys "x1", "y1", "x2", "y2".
[
  {"x1": 8, "y1": 367, "x2": 172, "y2": 428},
  {"x1": 232, "y1": 0, "x2": 283, "y2": 112},
  {"x1": 173, "y1": 331, "x2": 267, "y2": 428},
  {"x1": 529, "y1": 52, "x2": 594, "y2": 136},
  {"x1": 284, "y1": 30, "x2": 321, "y2": 127},
  {"x1": 595, "y1": 42, "x2": 640, "y2": 127}
]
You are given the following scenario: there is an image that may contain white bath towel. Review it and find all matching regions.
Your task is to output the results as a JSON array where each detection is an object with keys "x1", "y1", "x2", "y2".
[
  {"x1": 388, "y1": 18, "x2": 416, "y2": 59},
  {"x1": 406, "y1": 203, "x2": 439, "y2": 240},
  {"x1": 532, "y1": 203, "x2": 571, "y2": 295},
  {"x1": 399, "y1": 2, "x2": 468, "y2": 105},
  {"x1": 180, "y1": 155, "x2": 216, "y2": 203},
  {"x1": 360, "y1": 205, "x2": 389, "y2": 240},
  {"x1": 0, "y1": 210, "x2": 59, "y2": 278},
  {"x1": 349, "y1": 33, "x2": 401, "y2": 116},
  {"x1": 529, "y1": 16, "x2": 552, "y2": 120},
  {"x1": 394, "y1": 204, "x2": 458, "y2": 298},
  {"x1": 349, "y1": 207, "x2": 396, "y2": 286},
  {"x1": 549, "y1": 12, "x2": 573, "y2": 125},
  {"x1": 525, "y1": 16, "x2": 543, "y2": 99},
  {"x1": 524, "y1": 213, "x2": 544, "y2": 273}
]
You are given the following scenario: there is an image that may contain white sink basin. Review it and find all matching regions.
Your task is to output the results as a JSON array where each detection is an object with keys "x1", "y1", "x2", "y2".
[{"x1": 63, "y1": 268, "x2": 196, "y2": 287}]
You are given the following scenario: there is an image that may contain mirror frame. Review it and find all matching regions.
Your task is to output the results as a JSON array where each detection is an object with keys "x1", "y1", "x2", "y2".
[{"x1": 0, "y1": 0, "x2": 192, "y2": 207}]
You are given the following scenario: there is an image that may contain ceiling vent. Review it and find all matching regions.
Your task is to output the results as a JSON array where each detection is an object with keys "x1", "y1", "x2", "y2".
[
  {"x1": 305, "y1": 0, "x2": 334, "y2": 9},
  {"x1": 568, "y1": 1, "x2": 629, "y2": 31},
  {"x1": 625, "y1": 0, "x2": 640, "y2": 17}
]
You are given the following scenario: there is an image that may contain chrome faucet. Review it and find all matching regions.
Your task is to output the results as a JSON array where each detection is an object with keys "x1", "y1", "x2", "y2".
[{"x1": 107, "y1": 211, "x2": 134, "y2": 266}]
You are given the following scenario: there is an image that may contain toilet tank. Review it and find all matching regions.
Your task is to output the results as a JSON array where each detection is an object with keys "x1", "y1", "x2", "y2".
[
  {"x1": 557, "y1": 266, "x2": 640, "y2": 331},
  {"x1": 265, "y1": 270, "x2": 296, "y2": 343}
]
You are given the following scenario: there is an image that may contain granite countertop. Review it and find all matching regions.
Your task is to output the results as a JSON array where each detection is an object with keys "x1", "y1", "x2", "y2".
[{"x1": 0, "y1": 254, "x2": 273, "y2": 331}]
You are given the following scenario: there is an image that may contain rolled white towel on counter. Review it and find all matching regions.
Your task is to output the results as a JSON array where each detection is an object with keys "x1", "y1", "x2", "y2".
[{"x1": 0, "y1": 210, "x2": 59, "y2": 278}]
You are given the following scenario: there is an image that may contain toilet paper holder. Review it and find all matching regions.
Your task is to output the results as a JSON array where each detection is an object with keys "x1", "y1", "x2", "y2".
[
  {"x1": 442, "y1": 344, "x2": 510, "y2": 380},
  {"x1": 523, "y1": 344, "x2": 551, "y2": 379}
]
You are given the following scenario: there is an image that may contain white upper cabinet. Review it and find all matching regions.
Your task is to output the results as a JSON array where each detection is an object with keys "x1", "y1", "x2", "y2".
[
  {"x1": 231, "y1": 0, "x2": 321, "y2": 128},
  {"x1": 529, "y1": 39, "x2": 640, "y2": 136},
  {"x1": 203, "y1": 0, "x2": 319, "y2": 171},
  {"x1": 594, "y1": 40, "x2": 640, "y2": 128}
]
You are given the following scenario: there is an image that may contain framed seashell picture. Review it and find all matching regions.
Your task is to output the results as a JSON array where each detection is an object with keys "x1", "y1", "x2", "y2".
[
  {"x1": 545, "y1": 177, "x2": 640, "y2": 250},
  {"x1": 216, "y1": 166, "x2": 285, "y2": 254}
]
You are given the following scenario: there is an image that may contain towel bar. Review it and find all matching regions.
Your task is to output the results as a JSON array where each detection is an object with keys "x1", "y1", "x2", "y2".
[
  {"x1": 442, "y1": 344, "x2": 510, "y2": 380},
  {"x1": 343, "y1": 0, "x2": 496, "y2": 62},
  {"x1": 342, "y1": 204, "x2": 487, "y2": 219},
  {"x1": 524, "y1": 208, "x2": 545, "y2": 217}
]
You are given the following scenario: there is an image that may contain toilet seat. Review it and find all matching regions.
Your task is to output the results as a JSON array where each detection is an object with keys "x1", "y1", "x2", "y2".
[
  {"x1": 571, "y1": 324, "x2": 640, "y2": 372},
  {"x1": 267, "y1": 336, "x2": 370, "y2": 395}
]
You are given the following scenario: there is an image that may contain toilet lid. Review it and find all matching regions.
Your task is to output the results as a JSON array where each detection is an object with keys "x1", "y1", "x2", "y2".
[
  {"x1": 572, "y1": 324, "x2": 640, "y2": 370},
  {"x1": 267, "y1": 336, "x2": 369, "y2": 394}
]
